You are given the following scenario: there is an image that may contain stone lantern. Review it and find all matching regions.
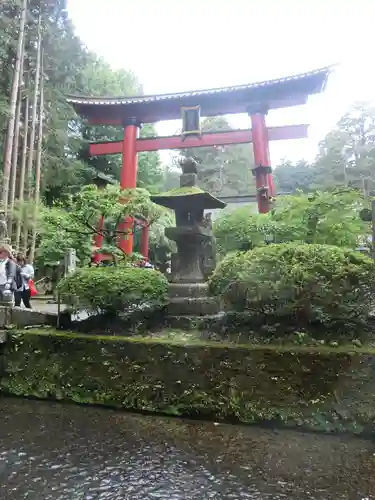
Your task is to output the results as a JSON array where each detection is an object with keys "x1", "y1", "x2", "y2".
[{"x1": 151, "y1": 157, "x2": 226, "y2": 316}]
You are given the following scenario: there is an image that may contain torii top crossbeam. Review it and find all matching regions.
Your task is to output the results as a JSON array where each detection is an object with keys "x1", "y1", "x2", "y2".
[{"x1": 67, "y1": 67, "x2": 331, "y2": 125}]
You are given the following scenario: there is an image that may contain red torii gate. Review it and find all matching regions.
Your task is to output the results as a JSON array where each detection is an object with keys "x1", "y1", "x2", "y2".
[{"x1": 67, "y1": 67, "x2": 331, "y2": 257}]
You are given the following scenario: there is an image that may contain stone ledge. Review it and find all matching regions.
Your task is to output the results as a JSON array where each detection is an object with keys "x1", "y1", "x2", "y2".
[
  {"x1": 168, "y1": 283, "x2": 209, "y2": 298},
  {"x1": 165, "y1": 314, "x2": 222, "y2": 330},
  {"x1": 0, "y1": 306, "x2": 58, "y2": 328},
  {"x1": 167, "y1": 297, "x2": 220, "y2": 316},
  {"x1": 2, "y1": 331, "x2": 374, "y2": 435}
]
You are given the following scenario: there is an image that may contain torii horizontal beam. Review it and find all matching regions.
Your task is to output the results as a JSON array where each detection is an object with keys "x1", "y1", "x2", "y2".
[{"x1": 89, "y1": 124, "x2": 308, "y2": 156}]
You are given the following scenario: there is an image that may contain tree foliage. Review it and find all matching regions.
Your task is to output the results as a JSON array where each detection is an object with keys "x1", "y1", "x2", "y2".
[
  {"x1": 34, "y1": 205, "x2": 91, "y2": 268},
  {"x1": 40, "y1": 185, "x2": 164, "y2": 263},
  {"x1": 214, "y1": 189, "x2": 369, "y2": 255},
  {"x1": 275, "y1": 103, "x2": 375, "y2": 194},
  {"x1": 273, "y1": 159, "x2": 314, "y2": 193}
]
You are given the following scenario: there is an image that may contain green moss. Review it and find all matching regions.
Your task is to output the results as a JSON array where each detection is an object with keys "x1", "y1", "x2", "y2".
[
  {"x1": 14, "y1": 328, "x2": 375, "y2": 354},
  {"x1": 2, "y1": 329, "x2": 375, "y2": 435},
  {"x1": 157, "y1": 186, "x2": 204, "y2": 197}
]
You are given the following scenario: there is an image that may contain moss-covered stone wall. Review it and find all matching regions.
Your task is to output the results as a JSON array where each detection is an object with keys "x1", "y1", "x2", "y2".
[{"x1": 1, "y1": 330, "x2": 375, "y2": 434}]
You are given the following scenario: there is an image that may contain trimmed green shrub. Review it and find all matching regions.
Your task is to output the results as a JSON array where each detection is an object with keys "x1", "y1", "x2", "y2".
[
  {"x1": 209, "y1": 243, "x2": 374, "y2": 323},
  {"x1": 57, "y1": 266, "x2": 169, "y2": 314}
]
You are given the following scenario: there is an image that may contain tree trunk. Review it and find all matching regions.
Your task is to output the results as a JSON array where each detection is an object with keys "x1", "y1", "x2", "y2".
[
  {"x1": 15, "y1": 90, "x2": 29, "y2": 253},
  {"x1": 25, "y1": 11, "x2": 41, "y2": 202},
  {"x1": 23, "y1": 12, "x2": 42, "y2": 257},
  {"x1": 8, "y1": 32, "x2": 26, "y2": 234},
  {"x1": 2, "y1": 0, "x2": 28, "y2": 212},
  {"x1": 29, "y1": 66, "x2": 44, "y2": 264},
  {"x1": 15, "y1": 91, "x2": 29, "y2": 253}
]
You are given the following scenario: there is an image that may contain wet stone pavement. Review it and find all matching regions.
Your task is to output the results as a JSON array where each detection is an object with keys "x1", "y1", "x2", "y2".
[{"x1": 0, "y1": 398, "x2": 375, "y2": 499}]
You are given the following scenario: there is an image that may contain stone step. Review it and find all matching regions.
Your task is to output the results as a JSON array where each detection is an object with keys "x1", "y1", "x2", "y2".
[
  {"x1": 32, "y1": 295, "x2": 55, "y2": 301},
  {"x1": 168, "y1": 283, "x2": 209, "y2": 299},
  {"x1": 167, "y1": 297, "x2": 220, "y2": 316}
]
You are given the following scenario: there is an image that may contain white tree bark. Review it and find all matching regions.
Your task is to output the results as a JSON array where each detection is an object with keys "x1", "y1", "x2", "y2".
[
  {"x1": 15, "y1": 91, "x2": 29, "y2": 253},
  {"x1": 8, "y1": 32, "x2": 26, "y2": 234},
  {"x1": 2, "y1": 0, "x2": 28, "y2": 212},
  {"x1": 29, "y1": 66, "x2": 44, "y2": 264},
  {"x1": 25, "y1": 11, "x2": 41, "y2": 202},
  {"x1": 23, "y1": 12, "x2": 42, "y2": 256}
]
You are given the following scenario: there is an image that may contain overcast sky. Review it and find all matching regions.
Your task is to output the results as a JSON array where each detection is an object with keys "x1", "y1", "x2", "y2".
[{"x1": 67, "y1": 0, "x2": 375, "y2": 164}]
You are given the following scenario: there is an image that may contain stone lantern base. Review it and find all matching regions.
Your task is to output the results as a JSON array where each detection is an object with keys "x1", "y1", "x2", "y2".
[{"x1": 166, "y1": 282, "x2": 220, "y2": 317}]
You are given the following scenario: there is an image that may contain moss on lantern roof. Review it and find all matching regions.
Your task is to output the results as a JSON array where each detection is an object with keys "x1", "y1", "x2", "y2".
[{"x1": 157, "y1": 186, "x2": 204, "y2": 197}]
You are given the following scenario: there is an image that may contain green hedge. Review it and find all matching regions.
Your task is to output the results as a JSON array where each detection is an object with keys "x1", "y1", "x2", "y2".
[
  {"x1": 57, "y1": 266, "x2": 169, "y2": 314},
  {"x1": 209, "y1": 243, "x2": 374, "y2": 324},
  {"x1": 1, "y1": 330, "x2": 375, "y2": 434}
]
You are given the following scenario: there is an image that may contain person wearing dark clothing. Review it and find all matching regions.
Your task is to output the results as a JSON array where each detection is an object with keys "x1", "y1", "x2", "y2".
[
  {"x1": 14, "y1": 254, "x2": 34, "y2": 309},
  {"x1": 0, "y1": 244, "x2": 20, "y2": 303}
]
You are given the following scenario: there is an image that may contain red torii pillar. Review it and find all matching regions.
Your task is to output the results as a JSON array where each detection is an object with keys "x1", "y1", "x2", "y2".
[
  {"x1": 118, "y1": 117, "x2": 141, "y2": 255},
  {"x1": 140, "y1": 224, "x2": 149, "y2": 260},
  {"x1": 249, "y1": 105, "x2": 275, "y2": 214},
  {"x1": 92, "y1": 117, "x2": 150, "y2": 260}
]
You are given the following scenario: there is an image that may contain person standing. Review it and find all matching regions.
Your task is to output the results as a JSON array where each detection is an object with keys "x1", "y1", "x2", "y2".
[
  {"x1": 14, "y1": 254, "x2": 34, "y2": 309},
  {"x1": 0, "y1": 244, "x2": 19, "y2": 302}
]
